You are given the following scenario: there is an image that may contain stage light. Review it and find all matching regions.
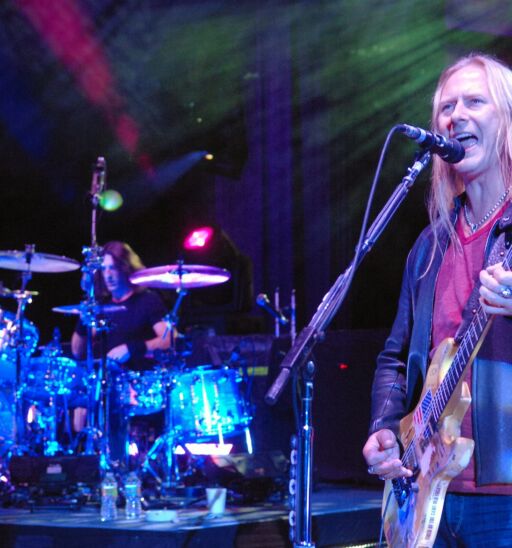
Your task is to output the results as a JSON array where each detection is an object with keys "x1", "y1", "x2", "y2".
[
  {"x1": 174, "y1": 223, "x2": 254, "y2": 333},
  {"x1": 184, "y1": 443, "x2": 233, "y2": 456},
  {"x1": 204, "y1": 153, "x2": 214, "y2": 161},
  {"x1": 183, "y1": 226, "x2": 214, "y2": 250},
  {"x1": 99, "y1": 189, "x2": 123, "y2": 211},
  {"x1": 245, "y1": 427, "x2": 253, "y2": 455},
  {"x1": 27, "y1": 406, "x2": 35, "y2": 424}
]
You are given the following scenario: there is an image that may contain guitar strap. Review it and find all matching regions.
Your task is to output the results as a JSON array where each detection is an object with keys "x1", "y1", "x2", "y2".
[{"x1": 454, "y1": 212, "x2": 512, "y2": 344}]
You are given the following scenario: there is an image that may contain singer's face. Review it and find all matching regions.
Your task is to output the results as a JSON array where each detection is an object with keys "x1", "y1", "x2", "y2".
[{"x1": 437, "y1": 64, "x2": 500, "y2": 182}]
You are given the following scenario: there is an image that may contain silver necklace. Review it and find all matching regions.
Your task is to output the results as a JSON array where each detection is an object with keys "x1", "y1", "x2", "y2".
[{"x1": 463, "y1": 187, "x2": 510, "y2": 233}]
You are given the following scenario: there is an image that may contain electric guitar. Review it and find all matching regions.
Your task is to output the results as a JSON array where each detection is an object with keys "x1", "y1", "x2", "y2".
[{"x1": 382, "y1": 300, "x2": 496, "y2": 547}]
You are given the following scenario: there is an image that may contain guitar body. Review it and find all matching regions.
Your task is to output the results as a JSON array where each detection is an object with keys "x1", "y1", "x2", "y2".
[{"x1": 383, "y1": 337, "x2": 475, "y2": 548}]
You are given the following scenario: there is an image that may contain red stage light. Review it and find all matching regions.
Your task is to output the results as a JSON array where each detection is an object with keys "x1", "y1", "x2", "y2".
[{"x1": 183, "y1": 226, "x2": 214, "y2": 250}]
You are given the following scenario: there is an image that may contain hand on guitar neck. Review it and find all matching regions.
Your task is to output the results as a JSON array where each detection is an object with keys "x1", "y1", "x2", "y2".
[
  {"x1": 363, "y1": 429, "x2": 413, "y2": 481},
  {"x1": 479, "y1": 263, "x2": 512, "y2": 316}
]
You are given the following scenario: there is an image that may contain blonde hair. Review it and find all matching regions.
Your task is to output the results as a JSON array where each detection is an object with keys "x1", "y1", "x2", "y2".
[{"x1": 428, "y1": 53, "x2": 512, "y2": 250}]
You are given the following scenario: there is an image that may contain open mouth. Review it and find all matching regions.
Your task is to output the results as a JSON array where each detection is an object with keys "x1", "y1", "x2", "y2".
[{"x1": 454, "y1": 132, "x2": 478, "y2": 149}]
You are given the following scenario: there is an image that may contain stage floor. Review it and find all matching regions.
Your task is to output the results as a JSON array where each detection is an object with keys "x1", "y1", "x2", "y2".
[{"x1": 0, "y1": 483, "x2": 383, "y2": 547}]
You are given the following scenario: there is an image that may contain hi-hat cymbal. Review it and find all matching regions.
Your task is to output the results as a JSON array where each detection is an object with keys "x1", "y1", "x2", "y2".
[
  {"x1": 130, "y1": 264, "x2": 231, "y2": 289},
  {"x1": 52, "y1": 303, "x2": 126, "y2": 315},
  {"x1": 0, "y1": 250, "x2": 80, "y2": 273}
]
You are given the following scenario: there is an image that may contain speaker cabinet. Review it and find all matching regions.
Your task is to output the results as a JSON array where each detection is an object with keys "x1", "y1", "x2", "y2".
[{"x1": 9, "y1": 455, "x2": 100, "y2": 492}]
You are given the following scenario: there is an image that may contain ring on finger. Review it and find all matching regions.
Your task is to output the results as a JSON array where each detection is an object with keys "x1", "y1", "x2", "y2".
[
  {"x1": 500, "y1": 285, "x2": 512, "y2": 299},
  {"x1": 367, "y1": 465, "x2": 375, "y2": 474}
]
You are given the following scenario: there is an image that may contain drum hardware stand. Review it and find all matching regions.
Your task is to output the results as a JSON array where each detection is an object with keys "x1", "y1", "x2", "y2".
[
  {"x1": 141, "y1": 373, "x2": 182, "y2": 494},
  {"x1": 74, "y1": 158, "x2": 113, "y2": 468},
  {"x1": 142, "y1": 283, "x2": 189, "y2": 493},
  {"x1": 38, "y1": 332, "x2": 74, "y2": 455},
  {"x1": 162, "y1": 285, "x2": 188, "y2": 350},
  {"x1": 265, "y1": 149, "x2": 432, "y2": 547},
  {"x1": 73, "y1": 279, "x2": 114, "y2": 470},
  {"x1": 9, "y1": 245, "x2": 38, "y2": 457},
  {"x1": 26, "y1": 392, "x2": 63, "y2": 457}
]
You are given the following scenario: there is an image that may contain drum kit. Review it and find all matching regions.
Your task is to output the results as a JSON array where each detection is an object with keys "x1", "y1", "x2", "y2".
[{"x1": 0, "y1": 246, "x2": 253, "y2": 489}]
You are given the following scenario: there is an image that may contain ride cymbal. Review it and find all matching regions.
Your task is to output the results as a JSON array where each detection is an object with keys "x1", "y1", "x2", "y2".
[{"x1": 129, "y1": 264, "x2": 231, "y2": 289}]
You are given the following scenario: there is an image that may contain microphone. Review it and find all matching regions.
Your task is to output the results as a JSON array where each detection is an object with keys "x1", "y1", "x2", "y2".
[
  {"x1": 397, "y1": 124, "x2": 465, "y2": 164},
  {"x1": 90, "y1": 157, "x2": 107, "y2": 203},
  {"x1": 256, "y1": 293, "x2": 289, "y2": 325},
  {"x1": 225, "y1": 345, "x2": 241, "y2": 367}
]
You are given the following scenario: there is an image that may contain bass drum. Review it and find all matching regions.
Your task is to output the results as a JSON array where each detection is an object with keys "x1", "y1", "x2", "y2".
[
  {"x1": 0, "y1": 309, "x2": 39, "y2": 384},
  {"x1": 171, "y1": 366, "x2": 252, "y2": 440}
]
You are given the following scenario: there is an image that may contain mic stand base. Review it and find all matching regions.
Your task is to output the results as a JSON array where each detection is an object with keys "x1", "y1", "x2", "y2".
[{"x1": 290, "y1": 360, "x2": 315, "y2": 548}]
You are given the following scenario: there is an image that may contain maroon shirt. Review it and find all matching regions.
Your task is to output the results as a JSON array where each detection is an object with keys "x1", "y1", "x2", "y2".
[{"x1": 432, "y1": 205, "x2": 512, "y2": 494}]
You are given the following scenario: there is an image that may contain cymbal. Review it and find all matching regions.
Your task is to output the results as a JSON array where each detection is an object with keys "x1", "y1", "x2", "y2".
[
  {"x1": 52, "y1": 303, "x2": 126, "y2": 315},
  {"x1": 129, "y1": 264, "x2": 231, "y2": 289},
  {"x1": 0, "y1": 251, "x2": 80, "y2": 273}
]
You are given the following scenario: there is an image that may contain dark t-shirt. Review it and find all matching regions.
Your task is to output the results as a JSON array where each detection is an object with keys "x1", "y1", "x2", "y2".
[{"x1": 76, "y1": 289, "x2": 167, "y2": 370}]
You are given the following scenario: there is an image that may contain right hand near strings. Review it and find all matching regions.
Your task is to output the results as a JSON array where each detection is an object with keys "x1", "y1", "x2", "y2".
[{"x1": 362, "y1": 428, "x2": 412, "y2": 480}]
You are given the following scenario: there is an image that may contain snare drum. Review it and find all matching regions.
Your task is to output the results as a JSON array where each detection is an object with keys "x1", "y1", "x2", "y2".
[
  {"x1": 0, "y1": 309, "x2": 39, "y2": 383},
  {"x1": 171, "y1": 366, "x2": 251, "y2": 439},
  {"x1": 115, "y1": 369, "x2": 166, "y2": 416}
]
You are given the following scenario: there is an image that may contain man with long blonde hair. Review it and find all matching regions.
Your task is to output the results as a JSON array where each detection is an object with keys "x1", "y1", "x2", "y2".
[{"x1": 363, "y1": 53, "x2": 512, "y2": 545}]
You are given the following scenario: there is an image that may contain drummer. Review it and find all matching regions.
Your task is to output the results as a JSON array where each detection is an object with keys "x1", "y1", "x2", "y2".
[
  {"x1": 71, "y1": 240, "x2": 171, "y2": 365},
  {"x1": 71, "y1": 241, "x2": 171, "y2": 464}
]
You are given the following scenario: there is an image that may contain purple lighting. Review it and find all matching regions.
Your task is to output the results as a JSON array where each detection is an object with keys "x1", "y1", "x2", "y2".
[{"x1": 183, "y1": 227, "x2": 215, "y2": 250}]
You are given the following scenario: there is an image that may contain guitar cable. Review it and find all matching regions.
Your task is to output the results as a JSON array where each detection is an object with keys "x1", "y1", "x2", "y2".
[
  {"x1": 379, "y1": 488, "x2": 394, "y2": 547},
  {"x1": 373, "y1": 371, "x2": 405, "y2": 547}
]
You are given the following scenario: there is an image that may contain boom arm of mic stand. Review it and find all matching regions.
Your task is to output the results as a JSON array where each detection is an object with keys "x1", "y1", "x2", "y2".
[{"x1": 265, "y1": 150, "x2": 431, "y2": 406}]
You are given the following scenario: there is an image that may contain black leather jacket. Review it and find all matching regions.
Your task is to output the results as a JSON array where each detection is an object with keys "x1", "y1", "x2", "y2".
[{"x1": 369, "y1": 199, "x2": 512, "y2": 485}]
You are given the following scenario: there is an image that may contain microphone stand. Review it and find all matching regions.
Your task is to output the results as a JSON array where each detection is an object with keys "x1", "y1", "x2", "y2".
[{"x1": 265, "y1": 150, "x2": 432, "y2": 548}]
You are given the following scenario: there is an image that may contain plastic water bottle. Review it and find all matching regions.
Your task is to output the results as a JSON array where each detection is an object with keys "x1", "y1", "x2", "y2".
[
  {"x1": 100, "y1": 472, "x2": 118, "y2": 521},
  {"x1": 124, "y1": 472, "x2": 142, "y2": 520}
]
